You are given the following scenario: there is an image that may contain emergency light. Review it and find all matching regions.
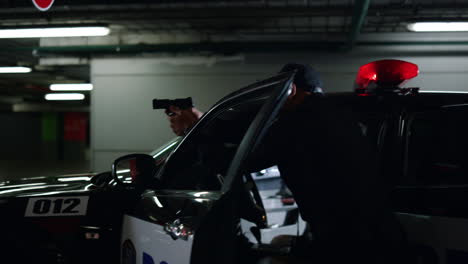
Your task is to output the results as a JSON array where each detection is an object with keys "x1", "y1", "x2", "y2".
[{"x1": 354, "y1": 60, "x2": 419, "y2": 95}]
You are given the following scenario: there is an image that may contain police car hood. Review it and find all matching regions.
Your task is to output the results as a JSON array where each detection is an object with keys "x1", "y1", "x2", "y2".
[{"x1": 0, "y1": 173, "x2": 96, "y2": 197}]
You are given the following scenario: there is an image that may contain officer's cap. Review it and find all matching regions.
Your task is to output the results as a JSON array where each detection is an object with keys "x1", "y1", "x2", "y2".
[{"x1": 280, "y1": 63, "x2": 324, "y2": 94}]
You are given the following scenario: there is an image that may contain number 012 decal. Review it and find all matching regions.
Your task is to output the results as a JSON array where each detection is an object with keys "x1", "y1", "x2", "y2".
[{"x1": 25, "y1": 196, "x2": 89, "y2": 217}]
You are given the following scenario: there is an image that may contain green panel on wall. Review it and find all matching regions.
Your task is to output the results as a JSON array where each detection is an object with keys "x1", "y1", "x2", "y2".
[{"x1": 41, "y1": 113, "x2": 58, "y2": 141}]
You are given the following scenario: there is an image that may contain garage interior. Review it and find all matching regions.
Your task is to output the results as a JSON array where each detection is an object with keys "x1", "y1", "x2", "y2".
[{"x1": 0, "y1": 0, "x2": 468, "y2": 178}]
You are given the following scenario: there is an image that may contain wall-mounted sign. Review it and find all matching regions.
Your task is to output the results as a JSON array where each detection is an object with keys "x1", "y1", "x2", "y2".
[{"x1": 32, "y1": 0, "x2": 54, "y2": 11}]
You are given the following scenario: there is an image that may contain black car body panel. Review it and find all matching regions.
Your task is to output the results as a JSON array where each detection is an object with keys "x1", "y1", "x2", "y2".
[
  {"x1": 0, "y1": 172, "x2": 140, "y2": 263},
  {"x1": 0, "y1": 174, "x2": 94, "y2": 197}
]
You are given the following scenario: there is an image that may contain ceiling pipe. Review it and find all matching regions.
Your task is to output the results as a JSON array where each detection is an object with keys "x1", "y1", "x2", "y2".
[
  {"x1": 346, "y1": 0, "x2": 371, "y2": 50},
  {"x1": 32, "y1": 42, "x2": 344, "y2": 56},
  {"x1": 0, "y1": 6, "x2": 352, "y2": 21},
  {"x1": 29, "y1": 40, "x2": 468, "y2": 57}
]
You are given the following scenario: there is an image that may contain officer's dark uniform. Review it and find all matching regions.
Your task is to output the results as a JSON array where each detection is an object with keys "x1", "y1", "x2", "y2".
[{"x1": 254, "y1": 63, "x2": 408, "y2": 263}]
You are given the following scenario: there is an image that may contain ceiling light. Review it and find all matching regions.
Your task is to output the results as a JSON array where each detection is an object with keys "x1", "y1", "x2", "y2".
[
  {"x1": 0, "y1": 67, "x2": 32, "y2": 73},
  {"x1": 0, "y1": 26, "x2": 110, "y2": 38},
  {"x1": 50, "y1": 83, "x2": 93, "y2": 91},
  {"x1": 45, "y1": 93, "x2": 85, "y2": 101},
  {"x1": 408, "y1": 22, "x2": 468, "y2": 32}
]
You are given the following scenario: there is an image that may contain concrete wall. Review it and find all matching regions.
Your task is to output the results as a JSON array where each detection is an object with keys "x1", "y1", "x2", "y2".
[
  {"x1": 90, "y1": 49, "x2": 468, "y2": 172},
  {"x1": 0, "y1": 113, "x2": 42, "y2": 159}
]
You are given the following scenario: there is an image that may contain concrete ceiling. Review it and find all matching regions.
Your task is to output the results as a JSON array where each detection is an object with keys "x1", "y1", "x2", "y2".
[{"x1": 1, "y1": 0, "x2": 467, "y2": 110}]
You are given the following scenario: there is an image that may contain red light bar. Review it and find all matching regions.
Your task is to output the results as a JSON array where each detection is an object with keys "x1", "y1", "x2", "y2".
[{"x1": 355, "y1": 60, "x2": 419, "y2": 90}]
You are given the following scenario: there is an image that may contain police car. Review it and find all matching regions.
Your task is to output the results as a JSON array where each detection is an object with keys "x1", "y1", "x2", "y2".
[{"x1": 0, "y1": 60, "x2": 466, "y2": 264}]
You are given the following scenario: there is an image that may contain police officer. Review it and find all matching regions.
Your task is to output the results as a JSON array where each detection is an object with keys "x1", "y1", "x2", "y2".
[
  {"x1": 255, "y1": 63, "x2": 408, "y2": 264},
  {"x1": 166, "y1": 105, "x2": 203, "y2": 136}
]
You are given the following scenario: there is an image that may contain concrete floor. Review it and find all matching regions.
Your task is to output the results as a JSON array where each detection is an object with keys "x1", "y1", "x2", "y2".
[{"x1": 0, "y1": 159, "x2": 91, "y2": 181}]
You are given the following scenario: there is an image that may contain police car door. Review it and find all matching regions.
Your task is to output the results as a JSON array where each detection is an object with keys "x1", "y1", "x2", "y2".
[
  {"x1": 120, "y1": 72, "x2": 294, "y2": 264},
  {"x1": 394, "y1": 104, "x2": 468, "y2": 264}
]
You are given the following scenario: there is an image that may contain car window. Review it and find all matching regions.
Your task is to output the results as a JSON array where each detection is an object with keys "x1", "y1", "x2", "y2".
[
  {"x1": 149, "y1": 137, "x2": 181, "y2": 159},
  {"x1": 157, "y1": 90, "x2": 273, "y2": 191},
  {"x1": 406, "y1": 106, "x2": 468, "y2": 186}
]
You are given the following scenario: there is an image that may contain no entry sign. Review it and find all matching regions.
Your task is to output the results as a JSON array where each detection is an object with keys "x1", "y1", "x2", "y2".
[{"x1": 32, "y1": 0, "x2": 54, "y2": 11}]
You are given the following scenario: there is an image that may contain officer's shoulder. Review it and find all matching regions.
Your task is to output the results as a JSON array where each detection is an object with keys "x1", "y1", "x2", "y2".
[{"x1": 300, "y1": 94, "x2": 343, "y2": 113}]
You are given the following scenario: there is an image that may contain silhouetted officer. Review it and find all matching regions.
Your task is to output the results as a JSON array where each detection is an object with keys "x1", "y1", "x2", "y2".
[{"x1": 254, "y1": 63, "x2": 407, "y2": 264}]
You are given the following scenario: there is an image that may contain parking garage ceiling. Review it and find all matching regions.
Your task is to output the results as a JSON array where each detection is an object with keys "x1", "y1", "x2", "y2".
[{"x1": 0, "y1": 0, "x2": 467, "y2": 109}]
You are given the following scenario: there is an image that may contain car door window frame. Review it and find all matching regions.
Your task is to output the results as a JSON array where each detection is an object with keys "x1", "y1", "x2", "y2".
[
  {"x1": 221, "y1": 72, "x2": 294, "y2": 193},
  {"x1": 154, "y1": 72, "x2": 295, "y2": 195},
  {"x1": 404, "y1": 105, "x2": 468, "y2": 187}
]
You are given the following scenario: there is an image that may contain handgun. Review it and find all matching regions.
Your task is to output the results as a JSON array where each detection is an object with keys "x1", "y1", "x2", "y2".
[{"x1": 152, "y1": 97, "x2": 194, "y2": 116}]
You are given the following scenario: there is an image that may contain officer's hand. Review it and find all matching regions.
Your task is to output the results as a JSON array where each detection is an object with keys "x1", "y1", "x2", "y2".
[{"x1": 167, "y1": 105, "x2": 185, "y2": 136}]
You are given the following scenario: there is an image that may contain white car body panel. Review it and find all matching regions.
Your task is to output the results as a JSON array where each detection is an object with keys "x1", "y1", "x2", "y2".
[
  {"x1": 121, "y1": 215, "x2": 193, "y2": 264},
  {"x1": 397, "y1": 212, "x2": 468, "y2": 264}
]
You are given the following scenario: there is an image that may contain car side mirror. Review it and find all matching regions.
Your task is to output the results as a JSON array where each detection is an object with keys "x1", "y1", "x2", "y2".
[{"x1": 112, "y1": 154, "x2": 157, "y2": 188}]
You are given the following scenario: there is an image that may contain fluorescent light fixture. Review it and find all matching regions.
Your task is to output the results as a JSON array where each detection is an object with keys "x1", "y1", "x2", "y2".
[
  {"x1": 0, "y1": 26, "x2": 110, "y2": 38},
  {"x1": 0, "y1": 66, "x2": 31, "y2": 73},
  {"x1": 50, "y1": 83, "x2": 93, "y2": 91},
  {"x1": 45, "y1": 93, "x2": 85, "y2": 101},
  {"x1": 408, "y1": 22, "x2": 468, "y2": 32}
]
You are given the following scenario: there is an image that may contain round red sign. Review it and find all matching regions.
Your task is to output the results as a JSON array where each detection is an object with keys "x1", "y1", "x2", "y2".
[{"x1": 32, "y1": 0, "x2": 54, "y2": 11}]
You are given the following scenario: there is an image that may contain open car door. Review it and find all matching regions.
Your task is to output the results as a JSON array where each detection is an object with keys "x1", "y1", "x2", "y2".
[{"x1": 120, "y1": 72, "x2": 295, "y2": 264}]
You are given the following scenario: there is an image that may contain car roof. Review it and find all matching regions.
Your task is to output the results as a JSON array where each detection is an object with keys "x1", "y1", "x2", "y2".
[
  {"x1": 216, "y1": 69, "x2": 468, "y2": 112},
  {"x1": 325, "y1": 91, "x2": 468, "y2": 111},
  {"x1": 213, "y1": 71, "x2": 295, "y2": 109}
]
